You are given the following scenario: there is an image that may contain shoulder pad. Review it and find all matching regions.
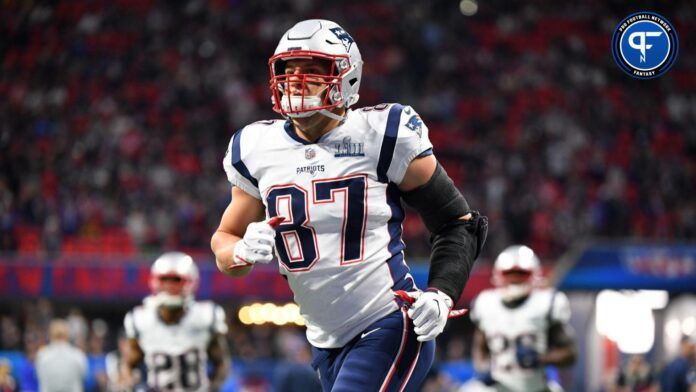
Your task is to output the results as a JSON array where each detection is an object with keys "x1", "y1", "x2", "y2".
[
  {"x1": 355, "y1": 103, "x2": 400, "y2": 133},
  {"x1": 235, "y1": 119, "x2": 284, "y2": 152}
]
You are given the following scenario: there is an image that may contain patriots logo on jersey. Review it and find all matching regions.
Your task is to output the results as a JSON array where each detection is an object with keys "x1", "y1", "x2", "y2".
[
  {"x1": 405, "y1": 115, "x2": 423, "y2": 138},
  {"x1": 329, "y1": 27, "x2": 354, "y2": 52}
]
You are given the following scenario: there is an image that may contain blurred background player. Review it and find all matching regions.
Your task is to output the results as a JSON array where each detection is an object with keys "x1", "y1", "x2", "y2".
[
  {"x1": 613, "y1": 354, "x2": 658, "y2": 392},
  {"x1": 0, "y1": 358, "x2": 17, "y2": 392},
  {"x1": 121, "y1": 252, "x2": 230, "y2": 391},
  {"x1": 470, "y1": 245, "x2": 576, "y2": 392},
  {"x1": 211, "y1": 19, "x2": 487, "y2": 391},
  {"x1": 105, "y1": 331, "x2": 138, "y2": 392},
  {"x1": 35, "y1": 319, "x2": 87, "y2": 392},
  {"x1": 660, "y1": 336, "x2": 696, "y2": 392}
]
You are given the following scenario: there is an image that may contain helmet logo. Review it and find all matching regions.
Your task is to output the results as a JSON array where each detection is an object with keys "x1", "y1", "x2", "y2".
[{"x1": 329, "y1": 27, "x2": 354, "y2": 52}]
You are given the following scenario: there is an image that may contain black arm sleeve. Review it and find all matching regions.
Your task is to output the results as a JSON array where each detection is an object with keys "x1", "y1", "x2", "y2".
[{"x1": 401, "y1": 163, "x2": 488, "y2": 302}]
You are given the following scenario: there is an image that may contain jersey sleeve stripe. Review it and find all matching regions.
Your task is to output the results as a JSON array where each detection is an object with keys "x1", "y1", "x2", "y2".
[
  {"x1": 377, "y1": 104, "x2": 404, "y2": 183},
  {"x1": 416, "y1": 148, "x2": 433, "y2": 158},
  {"x1": 231, "y1": 128, "x2": 259, "y2": 187}
]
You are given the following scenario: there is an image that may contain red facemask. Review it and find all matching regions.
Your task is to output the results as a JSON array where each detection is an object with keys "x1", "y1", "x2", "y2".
[{"x1": 269, "y1": 51, "x2": 348, "y2": 117}]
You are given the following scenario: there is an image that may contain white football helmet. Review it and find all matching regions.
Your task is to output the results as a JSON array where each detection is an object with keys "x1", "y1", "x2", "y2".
[
  {"x1": 269, "y1": 19, "x2": 363, "y2": 121},
  {"x1": 492, "y1": 245, "x2": 541, "y2": 302},
  {"x1": 148, "y1": 252, "x2": 199, "y2": 308}
]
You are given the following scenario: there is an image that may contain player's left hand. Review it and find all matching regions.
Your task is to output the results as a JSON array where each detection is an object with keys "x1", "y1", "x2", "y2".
[
  {"x1": 516, "y1": 344, "x2": 541, "y2": 369},
  {"x1": 399, "y1": 288, "x2": 453, "y2": 342}
]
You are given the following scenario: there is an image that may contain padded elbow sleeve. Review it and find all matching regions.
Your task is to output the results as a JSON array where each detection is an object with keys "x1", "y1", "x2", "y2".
[
  {"x1": 402, "y1": 163, "x2": 488, "y2": 302},
  {"x1": 401, "y1": 163, "x2": 469, "y2": 233}
]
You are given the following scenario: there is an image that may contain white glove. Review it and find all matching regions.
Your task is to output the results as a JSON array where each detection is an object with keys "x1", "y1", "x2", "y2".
[
  {"x1": 403, "y1": 289, "x2": 454, "y2": 342},
  {"x1": 230, "y1": 220, "x2": 278, "y2": 268}
]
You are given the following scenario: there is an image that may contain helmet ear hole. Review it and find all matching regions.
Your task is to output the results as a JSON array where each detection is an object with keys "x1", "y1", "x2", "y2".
[{"x1": 348, "y1": 78, "x2": 358, "y2": 86}]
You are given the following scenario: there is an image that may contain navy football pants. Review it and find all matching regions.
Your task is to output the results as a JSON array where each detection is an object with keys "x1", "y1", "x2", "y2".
[{"x1": 311, "y1": 308, "x2": 436, "y2": 392}]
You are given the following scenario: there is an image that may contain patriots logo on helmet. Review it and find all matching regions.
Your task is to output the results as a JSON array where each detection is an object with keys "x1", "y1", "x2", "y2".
[
  {"x1": 329, "y1": 27, "x2": 354, "y2": 52},
  {"x1": 405, "y1": 115, "x2": 423, "y2": 137}
]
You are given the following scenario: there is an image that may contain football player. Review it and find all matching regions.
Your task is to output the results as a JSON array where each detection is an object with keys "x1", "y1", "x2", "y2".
[
  {"x1": 470, "y1": 245, "x2": 576, "y2": 392},
  {"x1": 211, "y1": 19, "x2": 487, "y2": 391},
  {"x1": 120, "y1": 252, "x2": 230, "y2": 391}
]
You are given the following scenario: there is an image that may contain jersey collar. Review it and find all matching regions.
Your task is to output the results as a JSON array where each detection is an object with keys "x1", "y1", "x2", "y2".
[
  {"x1": 283, "y1": 113, "x2": 349, "y2": 145},
  {"x1": 284, "y1": 120, "x2": 314, "y2": 145}
]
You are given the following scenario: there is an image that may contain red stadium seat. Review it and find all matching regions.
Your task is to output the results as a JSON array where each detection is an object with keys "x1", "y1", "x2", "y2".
[{"x1": 15, "y1": 225, "x2": 41, "y2": 253}]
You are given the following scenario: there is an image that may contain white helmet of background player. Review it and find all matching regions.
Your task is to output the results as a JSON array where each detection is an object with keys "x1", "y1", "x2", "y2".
[
  {"x1": 148, "y1": 252, "x2": 199, "y2": 308},
  {"x1": 269, "y1": 19, "x2": 363, "y2": 121},
  {"x1": 492, "y1": 245, "x2": 541, "y2": 302}
]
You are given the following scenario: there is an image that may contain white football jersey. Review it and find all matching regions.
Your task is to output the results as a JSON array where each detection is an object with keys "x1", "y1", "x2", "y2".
[
  {"x1": 124, "y1": 300, "x2": 228, "y2": 392},
  {"x1": 470, "y1": 288, "x2": 571, "y2": 392},
  {"x1": 223, "y1": 103, "x2": 433, "y2": 348}
]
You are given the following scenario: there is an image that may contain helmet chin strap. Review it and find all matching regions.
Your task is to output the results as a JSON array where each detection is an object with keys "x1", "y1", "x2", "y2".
[
  {"x1": 283, "y1": 101, "x2": 346, "y2": 121},
  {"x1": 282, "y1": 84, "x2": 347, "y2": 122},
  {"x1": 318, "y1": 108, "x2": 345, "y2": 121}
]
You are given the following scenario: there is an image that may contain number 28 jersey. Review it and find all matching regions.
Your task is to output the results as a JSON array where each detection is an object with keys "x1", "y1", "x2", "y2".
[
  {"x1": 223, "y1": 103, "x2": 433, "y2": 348},
  {"x1": 124, "y1": 300, "x2": 227, "y2": 392},
  {"x1": 470, "y1": 288, "x2": 572, "y2": 392}
]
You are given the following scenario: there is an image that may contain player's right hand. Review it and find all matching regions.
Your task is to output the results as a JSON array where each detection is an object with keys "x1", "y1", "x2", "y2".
[{"x1": 230, "y1": 217, "x2": 284, "y2": 268}]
